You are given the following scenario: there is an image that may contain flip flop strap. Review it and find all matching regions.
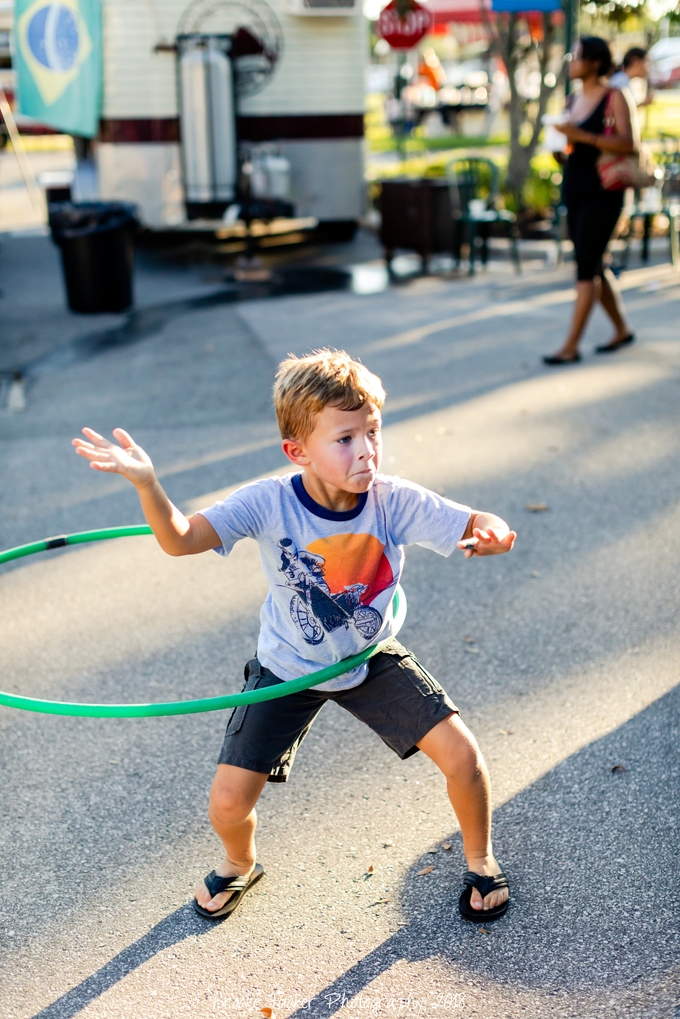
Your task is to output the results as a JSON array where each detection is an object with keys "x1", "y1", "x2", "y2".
[
  {"x1": 463, "y1": 871, "x2": 509, "y2": 897},
  {"x1": 204, "y1": 870, "x2": 251, "y2": 897}
]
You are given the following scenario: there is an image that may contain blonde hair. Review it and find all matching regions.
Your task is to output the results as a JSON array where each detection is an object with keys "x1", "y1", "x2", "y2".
[{"x1": 274, "y1": 349, "x2": 386, "y2": 441}]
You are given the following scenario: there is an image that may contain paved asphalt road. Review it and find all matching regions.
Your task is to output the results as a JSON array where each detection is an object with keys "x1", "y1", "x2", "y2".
[{"x1": 0, "y1": 234, "x2": 679, "y2": 1019}]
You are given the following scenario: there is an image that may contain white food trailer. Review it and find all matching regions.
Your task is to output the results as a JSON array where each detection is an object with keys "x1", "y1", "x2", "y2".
[{"x1": 96, "y1": 0, "x2": 367, "y2": 232}]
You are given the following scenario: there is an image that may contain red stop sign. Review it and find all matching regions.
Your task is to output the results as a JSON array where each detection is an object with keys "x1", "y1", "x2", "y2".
[{"x1": 378, "y1": 0, "x2": 433, "y2": 49}]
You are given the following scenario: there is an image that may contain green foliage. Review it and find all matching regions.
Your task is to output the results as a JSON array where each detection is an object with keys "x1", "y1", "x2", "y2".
[
  {"x1": 579, "y1": 0, "x2": 657, "y2": 32},
  {"x1": 582, "y1": 0, "x2": 648, "y2": 27},
  {"x1": 367, "y1": 133, "x2": 509, "y2": 154},
  {"x1": 368, "y1": 145, "x2": 563, "y2": 214},
  {"x1": 519, "y1": 162, "x2": 563, "y2": 212}
]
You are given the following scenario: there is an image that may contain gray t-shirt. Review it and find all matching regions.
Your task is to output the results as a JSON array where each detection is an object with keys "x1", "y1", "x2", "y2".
[
  {"x1": 199, "y1": 473, "x2": 470, "y2": 692},
  {"x1": 608, "y1": 70, "x2": 630, "y2": 91}
]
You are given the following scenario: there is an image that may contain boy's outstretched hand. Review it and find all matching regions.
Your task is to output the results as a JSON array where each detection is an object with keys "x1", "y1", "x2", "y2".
[
  {"x1": 72, "y1": 428, "x2": 155, "y2": 489},
  {"x1": 72, "y1": 426, "x2": 219, "y2": 556},
  {"x1": 457, "y1": 512, "x2": 516, "y2": 558}
]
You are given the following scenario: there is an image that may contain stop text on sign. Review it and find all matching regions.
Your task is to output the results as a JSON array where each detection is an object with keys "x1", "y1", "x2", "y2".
[{"x1": 378, "y1": 0, "x2": 433, "y2": 49}]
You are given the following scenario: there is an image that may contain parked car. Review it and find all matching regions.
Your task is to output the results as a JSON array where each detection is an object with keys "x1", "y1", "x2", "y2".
[{"x1": 649, "y1": 38, "x2": 680, "y2": 89}]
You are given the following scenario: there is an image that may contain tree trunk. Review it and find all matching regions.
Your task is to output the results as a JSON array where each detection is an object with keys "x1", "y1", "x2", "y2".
[{"x1": 482, "y1": 8, "x2": 559, "y2": 204}]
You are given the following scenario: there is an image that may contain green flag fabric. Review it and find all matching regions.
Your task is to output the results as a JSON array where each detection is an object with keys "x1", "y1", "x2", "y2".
[{"x1": 14, "y1": 0, "x2": 102, "y2": 138}]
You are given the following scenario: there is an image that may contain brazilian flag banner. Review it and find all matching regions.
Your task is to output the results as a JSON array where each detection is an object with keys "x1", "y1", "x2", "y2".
[{"x1": 14, "y1": 0, "x2": 102, "y2": 138}]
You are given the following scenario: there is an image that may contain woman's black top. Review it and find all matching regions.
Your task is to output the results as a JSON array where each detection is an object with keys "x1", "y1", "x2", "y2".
[
  {"x1": 562, "y1": 93, "x2": 608, "y2": 203},
  {"x1": 561, "y1": 91, "x2": 623, "y2": 280}
]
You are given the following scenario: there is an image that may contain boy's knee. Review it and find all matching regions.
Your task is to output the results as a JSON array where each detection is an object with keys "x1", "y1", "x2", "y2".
[
  {"x1": 420, "y1": 715, "x2": 486, "y2": 784},
  {"x1": 444, "y1": 733, "x2": 484, "y2": 785},
  {"x1": 209, "y1": 777, "x2": 255, "y2": 823}
]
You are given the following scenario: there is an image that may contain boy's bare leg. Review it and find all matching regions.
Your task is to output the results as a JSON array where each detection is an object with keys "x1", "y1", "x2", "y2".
[
  {"x1": 194, "y1": 764, "x2": 269, "y2": 913},
  {"x1": 417, "y1": 714, "x2": 507, "y2": 913}
]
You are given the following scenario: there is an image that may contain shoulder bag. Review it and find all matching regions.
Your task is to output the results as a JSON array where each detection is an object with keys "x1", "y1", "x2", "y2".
[{"x1": 597, "y1": 90, "x2": 657, "y2": 191}]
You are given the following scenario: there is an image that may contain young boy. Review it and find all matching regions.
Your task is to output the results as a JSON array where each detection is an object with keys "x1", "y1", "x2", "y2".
[{"x1": 73, "y1": 350, "x2": 516, "y2": 924}]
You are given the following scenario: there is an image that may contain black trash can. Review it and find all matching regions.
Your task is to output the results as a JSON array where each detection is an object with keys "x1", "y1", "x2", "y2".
[
  {"x1": 50, "y1": 202, "x2": 138, "y2": 313},
  {"x1": 379, "y1": 178, "x2": 454, "y2": 268}
]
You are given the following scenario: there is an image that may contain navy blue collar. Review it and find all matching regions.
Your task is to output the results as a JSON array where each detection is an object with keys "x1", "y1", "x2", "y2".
[{"x1": 291, "y1": 473, "x2": 368, "y2": 521}]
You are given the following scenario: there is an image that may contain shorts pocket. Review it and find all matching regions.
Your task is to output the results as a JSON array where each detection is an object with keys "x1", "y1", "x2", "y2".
[
  {"x1": 396, "y1": 656, "x2": 440, "y2": 697},
  {"x1": 225, "y1": 659, "x2": 261, "y2": 736}
]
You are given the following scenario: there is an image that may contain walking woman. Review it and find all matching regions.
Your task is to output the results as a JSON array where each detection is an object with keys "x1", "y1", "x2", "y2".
[{"x1": 544, "y1": 37, "x2": 636, "y2": 365}]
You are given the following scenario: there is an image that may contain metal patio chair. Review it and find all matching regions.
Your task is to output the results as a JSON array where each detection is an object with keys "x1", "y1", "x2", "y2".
[{"x1": 445, "y1": 157, "x2": 521, "y2": 276}]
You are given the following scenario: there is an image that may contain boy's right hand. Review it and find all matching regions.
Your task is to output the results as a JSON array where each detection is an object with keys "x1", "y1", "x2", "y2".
[{"x1": 72, "y1": 428, "x2": 156, "y2": 490}]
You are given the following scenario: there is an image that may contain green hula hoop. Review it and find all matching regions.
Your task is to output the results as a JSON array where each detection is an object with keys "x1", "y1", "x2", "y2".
[{"x1": 0, "y1": 526, "x2": 407, "y2": 718}]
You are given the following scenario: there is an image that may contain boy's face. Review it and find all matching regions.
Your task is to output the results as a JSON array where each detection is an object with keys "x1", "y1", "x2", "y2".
[{"x1": 284, "y1": 402, "x2": 382, "y2": 494}]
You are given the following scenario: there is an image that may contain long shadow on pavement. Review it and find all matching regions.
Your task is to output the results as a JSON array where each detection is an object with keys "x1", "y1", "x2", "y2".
[
  {"x1": 18, "y1": 267, "x2": 351, "y2": 381},
  {"x1": 32, "y1": 685, "x2": 679, "y2": 1018},
  {"x1": 286, "y1": 684, "x2": 680, "y2": 1017},
  {"x1": 30, "y1": 904, "x2": 211, "y2": 1019}
]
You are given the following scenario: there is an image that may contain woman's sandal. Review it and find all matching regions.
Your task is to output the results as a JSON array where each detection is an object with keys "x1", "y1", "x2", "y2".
[
  {"x1": 193, "y1": 863, "x2": 265, "y2": 920},
  {"x1": 594, "y1": 333, "x2": 635, "y2": 353},
  {"x1": 542, "y1": 353, "x2": 582, "y2": 366},
  {"x1": 458, "y1": 869, "x2": 510, "y2": 923}
]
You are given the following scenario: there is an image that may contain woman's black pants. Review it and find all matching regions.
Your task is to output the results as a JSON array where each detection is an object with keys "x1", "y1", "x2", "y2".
[{"x1": 566, "y1": 189, "x2": 624, "y2": 281}]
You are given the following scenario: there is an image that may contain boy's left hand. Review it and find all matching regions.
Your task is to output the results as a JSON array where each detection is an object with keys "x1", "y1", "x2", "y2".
[{"x1": 458, "y1": 524, "x2": 516, "y2": 558}]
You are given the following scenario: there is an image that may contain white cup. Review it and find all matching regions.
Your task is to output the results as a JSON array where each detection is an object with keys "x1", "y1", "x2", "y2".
[{"x1": 542, "y1": 114, "x2": 569, "y2": 153}]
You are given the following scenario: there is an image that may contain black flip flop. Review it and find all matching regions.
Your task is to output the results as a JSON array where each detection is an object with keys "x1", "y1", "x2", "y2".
[
  {"x1": 595, "y1": 333, "x2": 635, "y2": 354},
  {"x1": 193, "y1": 863, "x2": 265, "y2": 920},
  {"x1": 542, "y1": 353, "x2": 582, "y2": 366},
  {"x1": 458, "y1": 869, "x2": 509, "y2": 923}
]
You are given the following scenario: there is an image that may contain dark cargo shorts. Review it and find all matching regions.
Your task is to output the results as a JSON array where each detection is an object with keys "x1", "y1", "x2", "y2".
[{"x1": 217, "y1": 638, "x2": 458, "y2": 782}]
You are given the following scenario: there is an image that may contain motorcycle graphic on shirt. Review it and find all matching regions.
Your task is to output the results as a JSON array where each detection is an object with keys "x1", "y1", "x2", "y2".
[{"x1": 277, "y1": 538, "x2": 383, "y2": 645}]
